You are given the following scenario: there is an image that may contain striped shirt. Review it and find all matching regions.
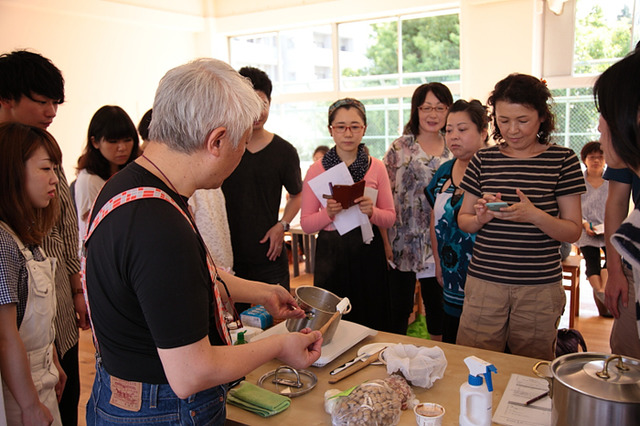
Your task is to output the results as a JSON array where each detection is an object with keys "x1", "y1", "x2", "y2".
[
  {"x1": 41, "y1": 168, "x2": 81, "y2": 356},
  {"x1": 460, "y1": 144, "x2": 585, "y2": 285}
]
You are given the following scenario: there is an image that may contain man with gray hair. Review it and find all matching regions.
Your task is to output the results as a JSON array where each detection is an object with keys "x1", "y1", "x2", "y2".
[{"x1": 84, "y1": 58, "x2": 322, "y2": 424}]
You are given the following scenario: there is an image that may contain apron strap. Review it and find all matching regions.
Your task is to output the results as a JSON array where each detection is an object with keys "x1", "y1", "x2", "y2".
[
  {"x1": 81, "y1": 187, "x2": 233, "y2": 357},
  {"x1": 0, "y1": 221, "x2": 35, "y2": 261}
]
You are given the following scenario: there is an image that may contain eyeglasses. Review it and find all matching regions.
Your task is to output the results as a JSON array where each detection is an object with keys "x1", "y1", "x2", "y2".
[
  {"x1": 419, "y1": 105, "x2": 447, "y2": 113},
  {"x1": 331, "y1": 124, "x2": 364, "y2": 134}
]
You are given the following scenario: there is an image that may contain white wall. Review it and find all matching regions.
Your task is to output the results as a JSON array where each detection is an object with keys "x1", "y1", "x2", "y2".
[
  {"x1": 0, "y1": 0, "x2": 209, "y2": 177},
  {"x1": 461, "y1": 0, "x2": 542, "y2": 102}
]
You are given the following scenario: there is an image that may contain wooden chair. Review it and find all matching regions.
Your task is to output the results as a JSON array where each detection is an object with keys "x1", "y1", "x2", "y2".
[{"x1": 562, "y1": 254, "x2": 582, "y2": 328}]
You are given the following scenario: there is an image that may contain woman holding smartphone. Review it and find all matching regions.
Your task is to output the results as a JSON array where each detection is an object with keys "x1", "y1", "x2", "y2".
[{"x1": 456, "y1": 74, "x2": 585, "y2": 360}]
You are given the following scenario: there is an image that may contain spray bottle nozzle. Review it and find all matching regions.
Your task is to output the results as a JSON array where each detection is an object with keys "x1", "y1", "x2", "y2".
[{"x1": 463, "y1": 356, "x2": 498, "y2": 392}]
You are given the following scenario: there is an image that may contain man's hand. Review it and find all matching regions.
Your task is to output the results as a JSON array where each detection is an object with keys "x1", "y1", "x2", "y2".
[
  {"x1": 73, "y1": 294, "x2": 90, "y2": 330},
  {"x1": 276, "y1": 329, "x2": 323, "y2": 369},
  {"x1": 262, "y1": 285, "x2": 305, "y2": 320},
  {"x1": 260, "y1": 223, "x2": 285, "y2": 261},
  {"x1": 605, "y1": 267, "x2": 629, "y2": 318}
]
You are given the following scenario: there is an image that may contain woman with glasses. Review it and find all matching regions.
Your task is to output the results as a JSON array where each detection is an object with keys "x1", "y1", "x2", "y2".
[
  {"x1": 301, "y1": 98, "x2": 396, "y2": 331},
  {"x1": 382, "y1": 83, "x2": 454, "y2": 337},
  {"x1": 576, "y1": 141, "x2": 610, "y2": 316}
]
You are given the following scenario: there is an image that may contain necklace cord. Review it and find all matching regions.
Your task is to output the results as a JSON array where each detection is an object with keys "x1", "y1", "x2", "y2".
[{"x1": 140, "y1": 154, "x2": 240, "y2": 322}]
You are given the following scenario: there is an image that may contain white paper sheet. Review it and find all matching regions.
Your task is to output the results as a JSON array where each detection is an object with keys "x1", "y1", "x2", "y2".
[
  {"x1": 307, "y1": 162, "x2": 353, "y2": 209},
  {"x1": 358, "y1": 187, "x2": 377, "y2": 243},
  {"x1": 492, "y1": 374, "x2": 552, "y2": 426},
  {"x1": 307, "y1": 162, "x2": 376, "y2": 240}
]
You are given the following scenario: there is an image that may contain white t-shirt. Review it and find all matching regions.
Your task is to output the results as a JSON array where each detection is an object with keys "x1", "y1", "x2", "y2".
[
  {"x1": 188, "y1": 188, "x2": 234, "y2": 272},
  {"x1": 74, "y1": 169, "x2": 105, "y2": 251}
]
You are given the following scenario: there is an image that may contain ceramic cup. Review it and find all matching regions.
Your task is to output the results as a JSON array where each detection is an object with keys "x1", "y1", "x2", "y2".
[{"x1": 414, "y1": 402, "x2": 445, "y2": 426}]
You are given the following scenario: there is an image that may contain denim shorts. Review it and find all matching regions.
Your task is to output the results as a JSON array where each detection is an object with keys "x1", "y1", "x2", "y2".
[{"x1": 86, "y1": 362, "x2": 227, "y2": 425}]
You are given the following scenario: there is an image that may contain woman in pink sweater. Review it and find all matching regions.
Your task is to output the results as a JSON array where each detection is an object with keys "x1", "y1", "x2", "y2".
[{"x1": 301, "y1": 98, "x2": 396, "y2": 331}]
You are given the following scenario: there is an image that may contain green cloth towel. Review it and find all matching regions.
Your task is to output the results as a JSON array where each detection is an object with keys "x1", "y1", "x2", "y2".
[{"x1": 227, "y1": 381, "x2": 291, "y2": 417}]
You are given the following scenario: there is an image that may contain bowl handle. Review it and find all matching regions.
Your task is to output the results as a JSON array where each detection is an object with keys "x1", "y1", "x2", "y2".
[
  {"x1": 532, "y1": 361, "x2": 554, "y2": 397},
  {"x1": 342, "y1": 299, "x2": 352, "y2": 314}
]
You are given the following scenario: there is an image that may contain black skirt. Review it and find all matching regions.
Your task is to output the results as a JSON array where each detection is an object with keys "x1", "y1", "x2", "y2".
[{"x1": 314, "y1": 226, "x2": 392, "y2": 332}]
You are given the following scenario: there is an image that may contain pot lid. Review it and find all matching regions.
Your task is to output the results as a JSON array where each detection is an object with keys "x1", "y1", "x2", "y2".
[
  {"x1": 258, "y1": 365, "x2": 318, "y2": 397},
  {"x1": 551, "y1": 352, "x2": 640, "y2": 403}
]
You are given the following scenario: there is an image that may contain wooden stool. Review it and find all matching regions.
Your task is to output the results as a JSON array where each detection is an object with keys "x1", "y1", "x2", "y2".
[{"x1": 562, "y1": 255, "x2": 581, "y2": 328}]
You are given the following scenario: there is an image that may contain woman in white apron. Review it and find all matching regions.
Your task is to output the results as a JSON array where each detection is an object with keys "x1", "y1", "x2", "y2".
[{"x1": 0, "y1": 123, "x2": 66, "y2": 425}]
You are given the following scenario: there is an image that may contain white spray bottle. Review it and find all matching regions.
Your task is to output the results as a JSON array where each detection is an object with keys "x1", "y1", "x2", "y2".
[{"x1": 459, "y1": 356, "x2": 497, "y2": 426}]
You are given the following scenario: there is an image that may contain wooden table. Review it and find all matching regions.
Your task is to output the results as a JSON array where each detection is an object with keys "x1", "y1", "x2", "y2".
[{"x1": 226, "y1": 332, "x2": 542, "y2": 425}]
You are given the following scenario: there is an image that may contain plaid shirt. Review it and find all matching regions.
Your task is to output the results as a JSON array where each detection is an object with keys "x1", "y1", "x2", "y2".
[{"x1": 0, "y1": 225, "x2": 46, "y2": 327}]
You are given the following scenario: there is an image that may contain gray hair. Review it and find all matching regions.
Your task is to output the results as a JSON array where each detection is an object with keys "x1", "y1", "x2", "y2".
[{"x1": 149, "y1": 58, "x2": 262, "y2": 153}]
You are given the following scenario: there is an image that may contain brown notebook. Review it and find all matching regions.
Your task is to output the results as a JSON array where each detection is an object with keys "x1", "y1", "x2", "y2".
[{"x1": 331, "y1": 180, "x2": 366, "y2": 209}]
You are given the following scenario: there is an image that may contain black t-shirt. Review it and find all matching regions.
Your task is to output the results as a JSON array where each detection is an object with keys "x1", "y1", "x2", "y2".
[
  {"x1": 85, "y1": 162, "x2": 223, "y2": 384},
  {"x1": 222, "y1": 134, "x2": 302, "y2": 265}
]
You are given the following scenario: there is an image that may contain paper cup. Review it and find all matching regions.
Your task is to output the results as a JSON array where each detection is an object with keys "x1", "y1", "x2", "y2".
[{"x1": 414, "y1": 402, "x2": 445, "y2": 426}]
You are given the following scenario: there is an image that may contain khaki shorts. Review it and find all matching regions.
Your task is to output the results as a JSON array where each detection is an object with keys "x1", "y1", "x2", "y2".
[
  {"x1": 456, "y1": 276, "x2": 565, "y2": 360},
  {"x1": 610, "y1": 265, "x2": 640, "y2": 358}
]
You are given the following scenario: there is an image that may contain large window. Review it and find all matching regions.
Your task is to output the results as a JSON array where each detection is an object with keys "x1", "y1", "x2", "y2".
[
  {"x1": 573, "y1": 0, "x2": 636, "y2": 74},
  {"x1": 339, "y1": 12, "x2": 460, "y2": 89},
  {"x1": 550, "y1": 88, "x2": 599, "y2": 153},
  {"x1": 230, "y1": 26, "x2": 334, "y2": 94},
  {"x1": 229, "y1": 10, "x2": 460, "y2": 160},
  {"x1": 550, "y1": 0, "x2": 638, "y2": 156},
  {"x1": 269, "y1": 98, "x2": 409, "y2": 165}
]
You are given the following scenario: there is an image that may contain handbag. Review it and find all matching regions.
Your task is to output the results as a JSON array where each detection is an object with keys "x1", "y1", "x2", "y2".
[{"x1": 556, "y1": 328, "x2": 587, "y2": 357}]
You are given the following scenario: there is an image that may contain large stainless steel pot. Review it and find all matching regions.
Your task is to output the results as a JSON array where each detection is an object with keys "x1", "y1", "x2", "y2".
[
  {"x1": 533, "y1": 352, "x2": 640, "y2": 426},
  {"x1": 285, "y1": 286, "x2": 350, "y2": 345}
]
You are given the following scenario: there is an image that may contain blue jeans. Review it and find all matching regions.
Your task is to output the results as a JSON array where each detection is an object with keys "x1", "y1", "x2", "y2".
[{"x1": 86, "y1": 362, "x2": 227, "y2": 425}]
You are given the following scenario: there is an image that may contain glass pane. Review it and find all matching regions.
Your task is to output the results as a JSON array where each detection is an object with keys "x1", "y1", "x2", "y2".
[
  {"x1": 229, "y1": 33, "x2": 279, "y2": 83},
  {"x1": 279, "y1": 26, "x2": 334, "y2": 93},
  {"x1": 361, "y1": 98, "x2": 402, "y2": 159},
  {"x1": 268, "y1": 101, "x2": 333, "y2": 170},
  {"x1": 268, "y1": 98, "x2": 411, "y2": 163},
  {"x1": 339, "y1": 18, "x2": 399, "y2": 89},
  {"x1": 401, "y1": 14, "x2": 461, "y2": 85},
  {"x1": 574, "y1": 0, "x2": 634, "y2": 74},
  {"x1": 550, "y1": 87, "x2": 599, "y2": 154}
]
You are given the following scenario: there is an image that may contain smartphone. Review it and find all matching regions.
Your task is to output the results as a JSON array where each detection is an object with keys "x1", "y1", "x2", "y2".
[{"x1": 486, "y1": 202, "x2": 508, "y2": 211}]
